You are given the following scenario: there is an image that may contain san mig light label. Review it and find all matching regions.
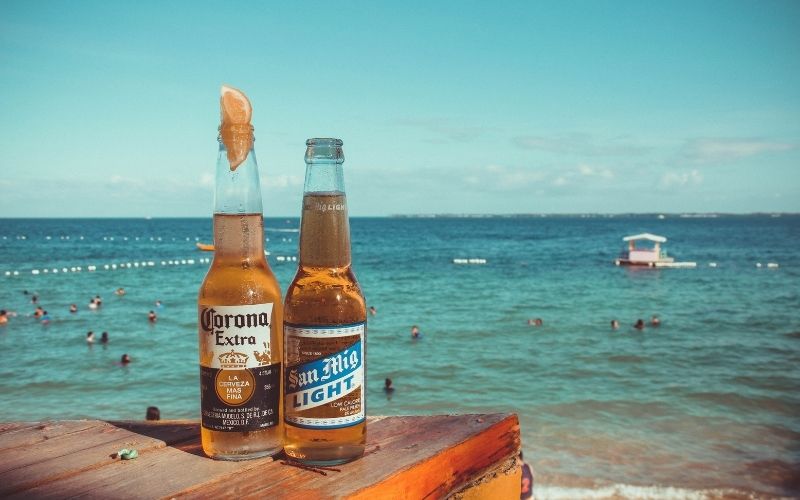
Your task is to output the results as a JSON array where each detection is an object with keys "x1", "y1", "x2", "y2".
[{"x1": 284, "y1": 322, "x2": 365, "y2": 430}]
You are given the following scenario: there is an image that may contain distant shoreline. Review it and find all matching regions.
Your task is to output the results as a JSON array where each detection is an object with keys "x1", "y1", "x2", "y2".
[{"x1": 0, "y1": 212, "x2": 798, "y2": 220}]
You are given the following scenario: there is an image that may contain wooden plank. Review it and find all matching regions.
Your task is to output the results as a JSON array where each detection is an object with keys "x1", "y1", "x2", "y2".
[
  {"x1": 348, "y1": 413, "x2": 520, "y2": 499},
  {"x1": 11, "y1": 435, "x2": 275, "y2": 500},
  {"x1": 0, "y1": 421, "x2": 198, "y2": 497},
  {"x1": 0, "y1": 421, "x2": 101, "y2": 452},
  {"x1": 173, "y1": 413, "x2": 520, "y2": 499},
  {"x1": 452, "y1": 455, "x2": 522, "y2": 499},
  {"x1": 1, "y1": 414, "x2": 521, "y2": 499}
]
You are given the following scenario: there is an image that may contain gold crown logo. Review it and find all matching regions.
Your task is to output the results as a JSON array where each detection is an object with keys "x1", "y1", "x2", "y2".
[{"x1": 218, "y1": 350, "x2": 249, "y2": 369}]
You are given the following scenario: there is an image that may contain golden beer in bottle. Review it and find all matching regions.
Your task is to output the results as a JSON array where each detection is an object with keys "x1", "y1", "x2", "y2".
[
  {"x1": 197, "y1": 85, "x2": 283, "y2": 460},
  {"x1": 283, "y1": 138, "x2": 366, "y2": 465}
]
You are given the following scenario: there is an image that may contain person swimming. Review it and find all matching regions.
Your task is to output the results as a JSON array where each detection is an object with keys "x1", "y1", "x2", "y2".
[
  {"x1": 634, "y1": 319, "x2": 645, "y2": 330},
  {"x1": 146, "y1": 406, "x2": 160, "y2": 420},
  {"x1": 120, "y1": 354, "x2": 131, "y2": 365},
  {"x1": 650, "y1": 315, "x2": 661, "y2": 327},
  {"x1": 369, "y1": 306, "x2": 377, "y2": 316},
  {"x1": 114, "y1": 288, "x2": 126, "y2": 296},
  {"x1": 611, "y1": 319, "x2": 620, "y2": 329},
  {"x1": 411, "y1": 325, "x2": 421, "y2": 339},
  {"x1": 148, "y1": 310, "x2": 157, "y2": 323},
  {"x1": 69, "y1": 304, "x2": 78, "y2": 313},
  {"x1": 88, "y1": 298, "x2": 98, "y2": 310},
  {"x1": 100, "y1": 331, "x2": 109, "y2": 344},
  {"x1": 86, "y1": 331, "x2": 95, "y2": 344},
  {"x1": 0, "y1": 310, "x2": 9, "y2": 325},
  {"x1": 528, "y1": 318, "x2": 543, "y2": 327}
]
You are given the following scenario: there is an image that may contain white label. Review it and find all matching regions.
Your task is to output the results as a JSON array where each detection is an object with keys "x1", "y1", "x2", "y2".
[{"x1": 198, "y1": 303, "x2": 274, "y2": 369}]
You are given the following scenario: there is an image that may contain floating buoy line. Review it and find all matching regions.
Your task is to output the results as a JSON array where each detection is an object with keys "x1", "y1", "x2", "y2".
[{"x1": 1, "y1": 254, "x2": 307, "y2": 278}]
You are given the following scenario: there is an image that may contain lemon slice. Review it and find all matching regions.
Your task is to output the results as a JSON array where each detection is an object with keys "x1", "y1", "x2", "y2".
[{"x1": 220, "y1": 84, "x2": 253, "y2": 170}]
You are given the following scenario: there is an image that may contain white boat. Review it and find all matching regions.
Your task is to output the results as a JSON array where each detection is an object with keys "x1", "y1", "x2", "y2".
[{"x1": 614, "y1": 233, "x2": 696, "y2": 268}]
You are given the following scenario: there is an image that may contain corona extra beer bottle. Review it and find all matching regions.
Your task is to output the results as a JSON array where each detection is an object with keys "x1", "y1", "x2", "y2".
[
  {"x1": 197, "y1": 85, "x2": 283, "y2": 460},
  {"x1": 283, "y1": 138, "x2": 366, "y2": 465}
]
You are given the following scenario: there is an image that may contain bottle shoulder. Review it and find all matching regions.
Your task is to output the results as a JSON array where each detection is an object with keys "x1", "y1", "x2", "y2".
[{"x1": 199, "y1": 261, "x2": 282, "y2": 305}]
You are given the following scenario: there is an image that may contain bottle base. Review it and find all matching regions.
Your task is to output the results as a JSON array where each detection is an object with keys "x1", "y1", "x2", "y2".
[
  {"x1": 206, "y1": 445, "x2": 283, "y2": 461},
  {"x1": 283, "y1": 444, "x2": 365, "y2": 466}
]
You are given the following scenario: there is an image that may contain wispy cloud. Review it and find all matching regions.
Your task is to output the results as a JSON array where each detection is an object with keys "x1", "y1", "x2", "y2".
[
  {"x1": 658, "y1": 169, "x2": 703, "y2": 189},
  {"x1": 262, "y1": 174, "x2": 302, "y2": 189},
  {"x1": 513, "y1": 133, "x2": 651, "y2": 157},
  {"x1": 683, "y1": 138, "x2": 795, "y2": 163},
  {"x1": 397, "y1": 118, "x2": 489, "y2": 142}
]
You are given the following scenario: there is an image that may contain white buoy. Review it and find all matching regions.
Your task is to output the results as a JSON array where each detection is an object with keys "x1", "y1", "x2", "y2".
[
  {"x1": 123, "y1": 237, "x2": 128, "y2": 241},
  {"x1": 103, "y1": 264, "x2": 109, "y2": 270},
  {"x1": 46, "y1": 236, "x2": 52, "y2": 240},
  {"x1": 52, "y1": 269, "x2": 59, "y2": 273},
  {"x1": 80, "y1": 236, "x2": 84, "y2": 240},
  {"x1": 32, "y1": 269, "x2": 40, "y2": 275},
  {"x1": 756, "y1": 262, "x2": 762, "y2": 268},
  {"x1": 70, "y1": 267, "x2": 76, "y2": 272},
  {"x1": 188, "y1": 259, "x2": 195, "y2": 264},
  {"x1": 111, "y1": 264, "x2": 117, "y2": 270},
  {"x1": 13, "y1": 271, "x2": 18, "y2": 276},
  {"x1": 161, "y1": 261, "x2": 166, "y2": 265},
  {"x1": 134, "y1": 262, "x2": 140, "y2": 267},
  {"x1": 767, "y1": 262, "x2": 779, "y2": 268},
  {"x1": 4, "y1": 271, "x2": 10, "y2": 276},
  {"x1": 62, "y1": 268, "x2": 69, "y2": 273},
  {"x1": 709, "y1": 262, "x2": 717, "y2": 267}
]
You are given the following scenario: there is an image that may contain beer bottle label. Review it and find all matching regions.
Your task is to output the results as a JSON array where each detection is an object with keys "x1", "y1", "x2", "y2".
[
  {"x1": 198, "y1": 304, "x2": 280, "y2": 432},
  {"x1": 284, "y1": 322, "x2": 365, "y2": 429}
]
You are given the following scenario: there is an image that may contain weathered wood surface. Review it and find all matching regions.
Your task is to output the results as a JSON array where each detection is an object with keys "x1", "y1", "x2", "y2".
[{"x1": 0, "y1": 414, "x2": 521, "y2": 499}]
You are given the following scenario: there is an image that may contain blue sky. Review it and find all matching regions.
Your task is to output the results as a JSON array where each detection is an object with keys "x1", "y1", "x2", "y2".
[{"x1": 1, "y1": 1, "x2": 798, "y2": 216}]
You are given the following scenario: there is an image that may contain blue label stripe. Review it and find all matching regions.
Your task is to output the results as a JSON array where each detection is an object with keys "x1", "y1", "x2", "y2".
[
  {"x1": 285, "y1": 340, "x2": 362, "y2": 393},
  {"x1": 286, "y1": 417, "x2": 366, "y2": 430}
]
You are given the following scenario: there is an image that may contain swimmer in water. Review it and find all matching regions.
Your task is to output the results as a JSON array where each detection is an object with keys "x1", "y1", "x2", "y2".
[
  {"x1": 634, "y1": 319, "x2": 645, "y2": 330},
  {"x1": 69, "y1": 304, "x2": 78, "y2": 313},
  {"x1": 86, "y1": 331, "x2": 95, "y2": 344},
  {"x1": 148, "y1": 310, "x2": 157, "y2": 323},
  {"x1": 120, "y1": 354, "x2": 131, "y2": 365},
  {"x1": 611, "y1": 319, "x2": 620, "y2": 329},
  {"x1": 100, "y1": 331, "x2": 109, "y2": 344},
  {"x1": 411, "y1": 325, "x2": 421, "y2": 339},
  {"x1": 369, "y1": 306, "x2": 377, "y2": 316},
  {"x1": 650, "y1": 315, "x2": 661, "y2": 327}
]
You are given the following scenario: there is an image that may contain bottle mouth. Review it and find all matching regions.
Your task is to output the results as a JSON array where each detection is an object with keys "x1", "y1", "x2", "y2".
[{"x1": 305, "y1": 137, "x2": 344, "y2": 163}]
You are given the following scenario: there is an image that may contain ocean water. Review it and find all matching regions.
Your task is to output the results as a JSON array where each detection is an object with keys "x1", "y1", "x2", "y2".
[{"x1": 1, "y1": 215, "x2": 798, "y2": 499}]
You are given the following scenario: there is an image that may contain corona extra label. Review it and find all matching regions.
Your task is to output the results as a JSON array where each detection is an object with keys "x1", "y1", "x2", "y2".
[{"x1": 199, "y1": 304, "x2": 280, "y2": 432}]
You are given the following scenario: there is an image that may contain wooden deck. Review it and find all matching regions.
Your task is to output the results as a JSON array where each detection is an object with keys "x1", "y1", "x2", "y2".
[{"x1": 0, "y1": 413, "x2": 521, "y2": 499}]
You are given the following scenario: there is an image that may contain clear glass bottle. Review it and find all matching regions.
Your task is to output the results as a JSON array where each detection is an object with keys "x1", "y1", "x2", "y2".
[
  {"x1": 283, "y1": 138, "x2": 367, "y2": 465},
  {"x1": 197, "y1": 123, "x2": 283, "y2": 460}
]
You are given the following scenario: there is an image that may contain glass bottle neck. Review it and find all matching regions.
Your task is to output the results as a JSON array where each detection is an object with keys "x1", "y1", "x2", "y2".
[
  {"x1": 213, "y1": 141, "x2": 265, "y2": 260},
  {"x1": 214, "y1": 143, "x2": 263, "y2": 215},
  {"x1": 298, "y1": 139, "x2": 350, "y2": 268}
]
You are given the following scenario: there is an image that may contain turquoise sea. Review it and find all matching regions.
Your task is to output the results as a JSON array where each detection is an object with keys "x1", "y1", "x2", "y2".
[{"x1": 1, "y1": 215, "x2": 798, "y2": 499}]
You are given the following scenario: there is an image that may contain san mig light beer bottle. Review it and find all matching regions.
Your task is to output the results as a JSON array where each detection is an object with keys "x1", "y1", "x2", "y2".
[
  {"x1": 197, "y1": 85, "x2": 283, "y2": 460},
  {"x1": 283, "y1": 138, "x2": 366, "y2": 465}
]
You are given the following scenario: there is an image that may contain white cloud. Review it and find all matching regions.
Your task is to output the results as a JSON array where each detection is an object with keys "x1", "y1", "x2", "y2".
[
  {"x1": 199, "y1": 173, "x2": 214, "y2": 187},
  {"x1": 659, "y1": 169, "x2": 703, "y2": 189},
  {"x1": 513, "y1": 133, "x2": 650, "y2": 157},
  {"x1": 683, "y1": 138, "x2": 794, "y2": 163},
  {"x1": 261, "y1": 174, "x2": 302, "y2": 189},
  {"x1": 578, "y1": 164, "x2": 614, "y2": 179}
]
